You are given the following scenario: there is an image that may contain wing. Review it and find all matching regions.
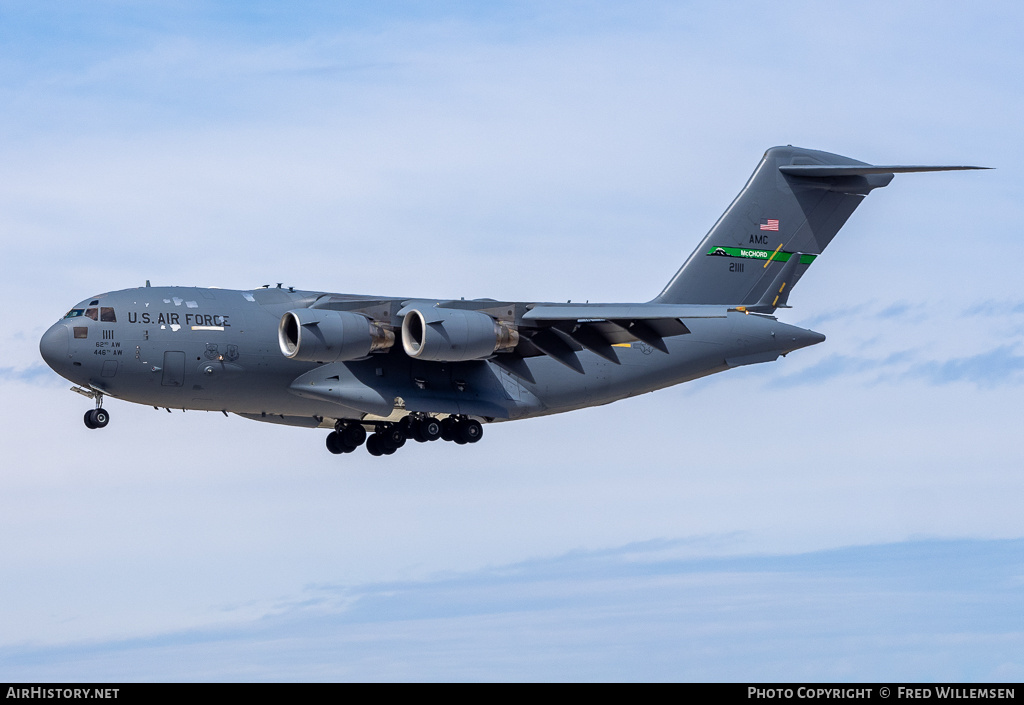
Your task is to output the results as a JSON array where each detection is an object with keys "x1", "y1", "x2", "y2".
[
  {"x1": 413, "y1": 301, "x2": 726, "y2": 375},
  {"x1": 302, "y1": 294, "x2": 726, "y2": 377}
]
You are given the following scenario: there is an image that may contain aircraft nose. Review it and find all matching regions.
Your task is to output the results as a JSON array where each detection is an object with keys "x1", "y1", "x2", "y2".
[{"x1": 39, "y1": 323, "x2": 70, "y2": 370}]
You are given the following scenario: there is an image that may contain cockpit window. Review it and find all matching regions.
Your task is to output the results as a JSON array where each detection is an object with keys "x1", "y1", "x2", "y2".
[{"x1": 63, "y1": 307, "x2": 115, "y2": 321}]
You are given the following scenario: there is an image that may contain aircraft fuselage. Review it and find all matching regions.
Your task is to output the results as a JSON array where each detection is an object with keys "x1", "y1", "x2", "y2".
[{"x1": 39, "y1": 285, "x2": 823, "y2": 431}]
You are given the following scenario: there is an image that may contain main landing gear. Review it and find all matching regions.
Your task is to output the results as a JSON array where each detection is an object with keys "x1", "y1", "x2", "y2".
[
  {"x1": 325, "y1": 414, "x2": 483, "y2": 457},
  {"x1": 325, "y1": 421, "x2": 367, "y2": 455}
]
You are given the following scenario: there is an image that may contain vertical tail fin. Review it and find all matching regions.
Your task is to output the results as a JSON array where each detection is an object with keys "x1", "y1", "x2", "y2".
[{"x1": 654, "y1": 146, "x2": 985, "y2": 309}]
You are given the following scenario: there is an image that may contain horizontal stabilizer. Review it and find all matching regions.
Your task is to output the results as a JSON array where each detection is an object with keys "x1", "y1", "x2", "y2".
[{"x1": 780, "y1": 164, "x2": 989, "y2": 177}]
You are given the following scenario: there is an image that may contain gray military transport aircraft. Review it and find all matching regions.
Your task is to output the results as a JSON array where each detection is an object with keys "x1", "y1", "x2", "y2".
[{"x1": 39, "y1": 146, "x2": 984, "y2": 457}]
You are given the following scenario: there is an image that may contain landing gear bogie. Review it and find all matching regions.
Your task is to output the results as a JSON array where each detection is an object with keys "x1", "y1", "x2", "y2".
[
  {"x1": 365, "y1": 428, "x2": 400, "y2": 455},
  {"x1": 458, "y1": 419, "x2": 483, "y2": 444},
  {"x1": 340, "y1": 423, "x2": 367, "y2": 449},
  {"x1": 326, "y1": 431, "x2": 356, "y2": 454},
  {"x1": 441, "y1": 416, "x2": 459, "y2": 442},
  {"x1": 325, "y1": 420, "x2": 370, "y2": 456},
  {"x1": 365, "y1": 433, "x2": 384, "y2": 456},
  {"x1": 416, "y1": 417, "x2": 443, "y2": 442},
  {"x1": 380, "y1": 425, "x2": 406, "y2": 450},
  {"x1": 441, "y1": 416, "x2": 483, "y2": 444}
]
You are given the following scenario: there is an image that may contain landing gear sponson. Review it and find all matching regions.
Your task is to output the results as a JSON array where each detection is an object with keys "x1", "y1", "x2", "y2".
[{"x1": 326, "y1": 414, "x2": 482, "y2": 457}]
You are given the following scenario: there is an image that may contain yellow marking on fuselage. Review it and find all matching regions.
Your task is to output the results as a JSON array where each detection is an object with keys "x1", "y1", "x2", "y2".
[
  {"x1": 611, "y1": 343, "x2": 632, "y2": 348},
  {"x1": 764, "y1": 243, "x2": 784, "y2": 268}
]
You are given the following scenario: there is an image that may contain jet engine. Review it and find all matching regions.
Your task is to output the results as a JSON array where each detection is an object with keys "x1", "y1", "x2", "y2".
[
  {"x1": 401, "y1": 307, "x2": 518, "y2": 362},
  {"x1": 279, "y1": 309, "x2": 394, "y2": 362}
]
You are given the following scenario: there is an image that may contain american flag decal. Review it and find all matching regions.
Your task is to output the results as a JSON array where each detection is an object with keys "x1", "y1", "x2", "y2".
[{"x1": 760, "y1": 218, "x2": 779, "y2": 231}]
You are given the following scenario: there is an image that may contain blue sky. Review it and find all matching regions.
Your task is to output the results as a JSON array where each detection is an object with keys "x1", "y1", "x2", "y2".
[{"x1": 1, "y1": 1, "x2": 1023, "y2": 681}]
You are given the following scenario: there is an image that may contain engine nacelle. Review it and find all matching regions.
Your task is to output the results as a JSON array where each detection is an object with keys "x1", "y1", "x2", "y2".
[
  {"x1": 401, "y1": 307, "x2": 518, "y2": 362},
  {"x1": 279, "y1": 309, "x2": 394, "y2": 362}
]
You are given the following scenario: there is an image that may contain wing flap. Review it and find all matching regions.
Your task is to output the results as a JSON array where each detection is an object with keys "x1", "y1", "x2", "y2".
[
  {"x1": 609, "y1": 319, "x2": 669, "y2": 354},
  {"x1": 518, "y1": 304, "x2": 701, "y2": 366},
  {"x1": 554, "y1": 322, "x2": 620, "y2": 364},
  {"x1": 525, "y1": 329, "x2": 585, "y2": 374}
]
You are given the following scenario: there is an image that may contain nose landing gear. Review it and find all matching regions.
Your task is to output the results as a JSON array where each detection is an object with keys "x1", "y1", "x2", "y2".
[
  {"x1": 84, "y1": 408, "x2": 110, "y2": 429},
  {"x1": 79, "y1": 389, "x2": 110, "y2": 429},
  {"x1": 83, "y1": 399, "x2": 109, "y2": 426}
]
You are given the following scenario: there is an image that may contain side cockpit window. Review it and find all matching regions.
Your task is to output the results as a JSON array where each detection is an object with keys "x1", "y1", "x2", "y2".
[
  {"x1": 85, "y1": 308, "x2": 98, "y2": 321},
  {"x1": 100, "y1": 307, "x2": 116, "y2": 322}
]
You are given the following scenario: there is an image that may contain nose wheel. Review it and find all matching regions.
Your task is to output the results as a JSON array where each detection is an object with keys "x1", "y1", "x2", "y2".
[
  {"x1": 84, "y1": 407, "x2": 110, "y2": 429},
  {"x1": 81, "y1": 390, "x2": 109, "y2": 429}
]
